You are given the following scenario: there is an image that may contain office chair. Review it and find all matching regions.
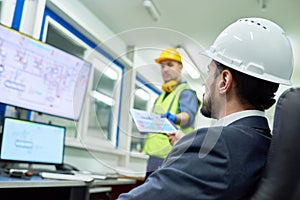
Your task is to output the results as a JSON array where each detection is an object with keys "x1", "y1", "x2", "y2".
[{"x1": 251, "y1": 87, "x2": 300, "y2": 200}]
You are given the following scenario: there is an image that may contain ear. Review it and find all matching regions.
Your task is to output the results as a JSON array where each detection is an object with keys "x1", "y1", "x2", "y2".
[
  {"x1": 219, "y1": 69, "x2": 233, "y2": 94},
  {"x1": 178, "y1": 62, "x2": 183, "y2": 71}
]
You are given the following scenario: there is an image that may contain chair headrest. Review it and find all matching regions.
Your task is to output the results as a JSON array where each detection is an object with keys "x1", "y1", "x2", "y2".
[{"x1": 251, "y1": 87, "x2": 300, "y2": 200}]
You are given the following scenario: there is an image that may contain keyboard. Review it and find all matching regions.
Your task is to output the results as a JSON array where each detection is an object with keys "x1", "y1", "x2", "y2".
[{"x1": 40, "y1": 172, "x2": 94, "y2": 182}]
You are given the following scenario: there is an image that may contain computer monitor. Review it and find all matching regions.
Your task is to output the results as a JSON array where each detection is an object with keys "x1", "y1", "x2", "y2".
[
  {"x1": 0, "y1": 24, "x2": 91, "y2": 120},
  {"x1": 0, "y1": 117, "x2": 66, "y2": 165}
]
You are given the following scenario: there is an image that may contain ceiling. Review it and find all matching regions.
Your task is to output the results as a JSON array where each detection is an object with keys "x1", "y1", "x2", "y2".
[{"x1": 78, "y1": 0, "x2": 300, "y2": 91}]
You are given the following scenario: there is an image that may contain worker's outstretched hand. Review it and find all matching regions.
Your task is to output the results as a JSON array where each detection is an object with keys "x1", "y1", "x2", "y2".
[
  {"x1": 166, "y1": 130, "x2": 185, "y2": 146},
  {"x1": 161, "y1": 112, "x2": 177, "y2": 123}
]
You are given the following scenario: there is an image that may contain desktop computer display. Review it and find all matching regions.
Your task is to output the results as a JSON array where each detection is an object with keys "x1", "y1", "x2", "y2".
[
  {"x1": 0, "y1": 24, "x2": 91, "y2": 120},
  {"x1": 0, "y1": 117, "x2": 66, "y2": 165}
]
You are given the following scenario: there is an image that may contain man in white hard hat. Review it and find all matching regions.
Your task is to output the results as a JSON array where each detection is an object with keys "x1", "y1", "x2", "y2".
[{"x1": 118, "y1": 17, "x2": 294, "y2": 200}]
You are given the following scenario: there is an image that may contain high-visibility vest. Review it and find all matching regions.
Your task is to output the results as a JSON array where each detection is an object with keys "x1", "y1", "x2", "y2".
[{"x1": 143, "y1": 83, "x2": 196, "y2": 158}]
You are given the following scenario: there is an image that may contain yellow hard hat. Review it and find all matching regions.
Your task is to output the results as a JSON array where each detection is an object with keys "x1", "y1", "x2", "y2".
[{"x1": 155, "y1": 48, "x2": 181, "y2": 64}]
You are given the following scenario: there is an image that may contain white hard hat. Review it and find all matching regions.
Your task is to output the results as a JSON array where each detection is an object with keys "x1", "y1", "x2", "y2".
[{"x1": 206, "y1": 18, "x2": 294, "y2": 85}]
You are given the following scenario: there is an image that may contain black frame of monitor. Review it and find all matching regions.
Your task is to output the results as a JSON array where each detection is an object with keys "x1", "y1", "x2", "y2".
[
  {"x1": 0, "y1": 117, "x2": 66, "y2": 166},
  {"x1": 0, "y1": 23, "x2": 91, "y2": 121}
]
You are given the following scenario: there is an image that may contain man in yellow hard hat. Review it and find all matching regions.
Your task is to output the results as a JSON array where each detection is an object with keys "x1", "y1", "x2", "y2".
[{"x1": 143, "y1": 48, "x2": 200, "y2": 179}]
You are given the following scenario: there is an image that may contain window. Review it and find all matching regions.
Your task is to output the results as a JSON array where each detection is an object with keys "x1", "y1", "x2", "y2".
[
  {"x1": 85, "y1": 60, "x2": 121, "y2": 144},
  {"x1": 46, "y1": 23, "x2": 86, "y2": 59},
  {"x1": 34, "y1": 11, "x2": 123, "y2": 150},
  {"x1": 130, "y1": 80, "x2": 159, "y2": 152}
]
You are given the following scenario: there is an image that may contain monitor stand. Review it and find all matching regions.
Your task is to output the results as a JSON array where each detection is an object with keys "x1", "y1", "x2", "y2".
[{"x1": 55, "y1": 163, "x2": 79, "y2": 172}]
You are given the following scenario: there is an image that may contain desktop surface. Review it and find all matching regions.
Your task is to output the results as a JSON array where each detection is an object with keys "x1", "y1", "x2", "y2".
[
  {"x1": 0, "y1": 174, "x2": 89, "y2": 200},
  {"x1": 0, "y1": 174, "x2": 86, "y2": 186},
  {"x1": 0, "y1": 173, "x2": 139, "y2": 200}
]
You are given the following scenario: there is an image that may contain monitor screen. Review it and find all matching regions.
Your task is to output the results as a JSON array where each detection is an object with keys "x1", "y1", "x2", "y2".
[
  {"x1": 0, "y1": 24, "x2": 91, "y2": 120},
  {"x1": 0, "y1": 117, "x2": 66, "y2": 165}
]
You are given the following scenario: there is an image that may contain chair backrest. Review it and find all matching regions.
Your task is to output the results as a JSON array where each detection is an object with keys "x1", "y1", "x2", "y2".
[{"x1": 251, "y1": 87, "x2": 300, "y2": 200}]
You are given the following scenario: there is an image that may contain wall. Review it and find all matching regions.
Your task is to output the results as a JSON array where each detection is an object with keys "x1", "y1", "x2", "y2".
[
  {"x1": 0, "y1": 0, "x2": 147, "y2": 177},
  {"x1": 43, "y1": 0, "x2": 148, "y2": 177}
]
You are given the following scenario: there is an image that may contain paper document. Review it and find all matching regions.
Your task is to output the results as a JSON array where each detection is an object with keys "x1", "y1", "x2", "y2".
[{"x1": 130, "y1": 109, "x2": 177, "y2": 134}]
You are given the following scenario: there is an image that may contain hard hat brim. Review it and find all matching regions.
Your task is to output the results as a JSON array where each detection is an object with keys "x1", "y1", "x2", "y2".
[{"x1": 155, "y1": 57, "x2": 181, "y2": 64}]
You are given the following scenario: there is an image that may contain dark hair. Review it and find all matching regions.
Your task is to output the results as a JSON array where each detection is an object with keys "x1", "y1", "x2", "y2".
[{"x1": 215, "y1": 62, "x2": 279, "y2": 110}]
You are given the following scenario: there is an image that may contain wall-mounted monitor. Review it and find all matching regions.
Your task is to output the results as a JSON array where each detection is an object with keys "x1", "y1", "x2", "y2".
[
  {"x1": 0, "y1": 24, "x2": 91, "y2": 120},
  {"x1": 0, "y1": 117, "x2": 66, "y2": 165}
]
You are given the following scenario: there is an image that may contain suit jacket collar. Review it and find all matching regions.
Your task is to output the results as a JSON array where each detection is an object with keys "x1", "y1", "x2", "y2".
[
  {"x1": 229, "y1": 116, "x2": 271, "y2": 134},
  {"x1": 214, "y1": 110, "x2": 265, "y2": 127}
]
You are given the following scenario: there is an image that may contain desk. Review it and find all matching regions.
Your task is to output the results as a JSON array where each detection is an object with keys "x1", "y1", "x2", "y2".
[
  {"x1": 90, "y1": 178, "x2": 144, "y2": 200},
  {"x1": 0, "y1": 175, "x2": 142, "y2": 200},
  {"x1": 0, "y1": 175, "x2": 89, "y2": 200}
]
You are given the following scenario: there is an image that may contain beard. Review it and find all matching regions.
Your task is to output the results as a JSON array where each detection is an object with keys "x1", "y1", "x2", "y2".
[
  {"x1": 200, "y1": 94, "x2": 212, "y2": 118},
  {"x1": 200, "y1": 74, "x2": 219, "y2": 119}
]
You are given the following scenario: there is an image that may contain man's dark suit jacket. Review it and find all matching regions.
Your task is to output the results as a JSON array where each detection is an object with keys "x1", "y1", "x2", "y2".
[{"x1": 118, "y1": 116, "x2": 271, "y2": 200}]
